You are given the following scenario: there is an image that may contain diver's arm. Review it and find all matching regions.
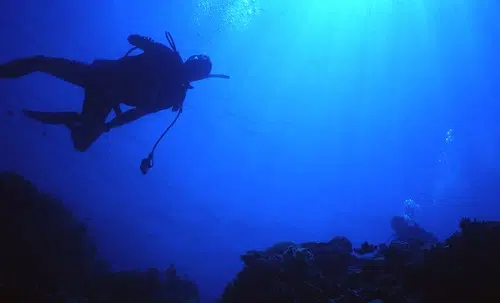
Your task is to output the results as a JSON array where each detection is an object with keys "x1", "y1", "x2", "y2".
[
  {"x1": 127, "y1": 35, "x2": 170, "y2": 52},
  {"x1": 107, "y1": 107, "x2": 162, "y2": 129}
]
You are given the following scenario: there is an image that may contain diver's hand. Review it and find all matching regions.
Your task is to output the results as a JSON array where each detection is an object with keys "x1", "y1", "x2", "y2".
[
  {"x1": 171, "y1": 100, "x2": 184, "y2": 113},
  {"x1": 127, "y1": 34, "x2": 165, "y2": 52},
  {"x1": 128, "y1": 34, "x2": 153, "y2": 45}
]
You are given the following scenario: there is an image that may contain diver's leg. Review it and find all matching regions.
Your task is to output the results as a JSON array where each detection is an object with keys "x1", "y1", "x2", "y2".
[
  {"x1": 70, "y1": 93, "x2": 112, "y2": 152},
  {"x1": 0, "y1": 56, "x2": 90, "y2": 87},
  {"x1": 23, "y1": 110, "x2": 81, "y2": 127}
]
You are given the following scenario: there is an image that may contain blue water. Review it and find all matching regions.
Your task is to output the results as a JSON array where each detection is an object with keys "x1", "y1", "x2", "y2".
[{"x1": 1, "y1": 0, "x2": 500, "y2": 300}]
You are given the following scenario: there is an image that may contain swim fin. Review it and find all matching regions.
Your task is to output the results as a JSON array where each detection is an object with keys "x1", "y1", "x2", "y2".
[
  {"x1": 23, "y1": 110, "x2": 80, "y2": 127},
  {"x1": 70, "y1": 125, "x2": 105, "y2": 152}
]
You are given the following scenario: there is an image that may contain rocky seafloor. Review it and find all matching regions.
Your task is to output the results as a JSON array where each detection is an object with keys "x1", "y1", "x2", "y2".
[{"x1": 1, "y1": 171, "x2": 499, "y2": 303}]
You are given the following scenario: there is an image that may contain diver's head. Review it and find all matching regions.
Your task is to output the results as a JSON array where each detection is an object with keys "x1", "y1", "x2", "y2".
[{"x1": 184, "y1": 54, "x2": 212, "y2": 82}]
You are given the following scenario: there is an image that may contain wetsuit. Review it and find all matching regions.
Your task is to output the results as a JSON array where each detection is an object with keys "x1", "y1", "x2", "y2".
[{"x1": 0, "y1": 35, "x2": 189, "y2": 151}]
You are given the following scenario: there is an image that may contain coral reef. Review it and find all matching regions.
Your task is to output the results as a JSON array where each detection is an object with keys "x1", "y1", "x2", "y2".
[
  {"x1": 0, "y1": 171, "x2": 199, "y2": 303},
  {"x1": 2, "y1": 171, "x2": 500, "y2": 303},
  {"x1": 219, "y1": 217, "x2": 500, "y2": 303},
  {"x1": 87, "y1": 265, "x2": 199, "y2": 303}
]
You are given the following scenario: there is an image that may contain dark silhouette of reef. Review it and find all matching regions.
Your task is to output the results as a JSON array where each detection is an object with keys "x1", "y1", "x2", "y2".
[
  {"x1": 0, "y1": 171, "x2": 199, "y2": 303},
  {"x1": 2, "y1": 171, "x2": 500, "y2": 303},
  {"x1": 218, "y1": 216, "x2": 500, "y2": 303}
]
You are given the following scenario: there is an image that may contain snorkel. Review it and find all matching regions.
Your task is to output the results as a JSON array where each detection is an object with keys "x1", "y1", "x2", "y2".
[{"x1": 122, "y1": 31, "x2": 230, "y2": 174}]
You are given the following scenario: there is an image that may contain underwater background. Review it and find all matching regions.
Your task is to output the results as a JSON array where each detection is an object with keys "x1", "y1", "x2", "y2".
[{"x1": 1, "y1": 0, "x2": 500, "y2": 301}]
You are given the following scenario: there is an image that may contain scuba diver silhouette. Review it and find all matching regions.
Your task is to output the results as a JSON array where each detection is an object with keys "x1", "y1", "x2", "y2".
[{"x1": 0, "y1": 32, "x2": 229, "y2": 174}]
